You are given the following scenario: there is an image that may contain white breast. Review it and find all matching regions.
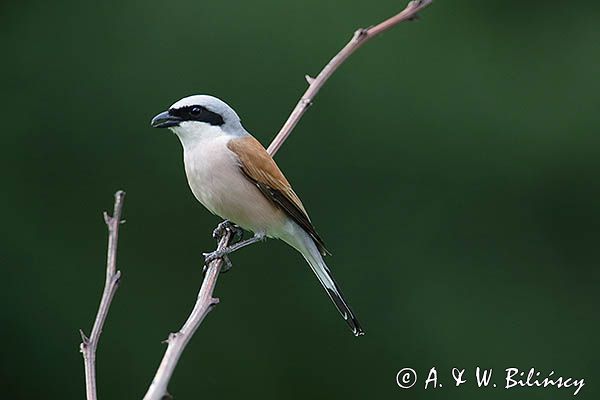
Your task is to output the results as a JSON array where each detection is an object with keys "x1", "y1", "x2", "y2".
[
  {"x1": 182, "y1": 134, "x2": 233, "y2": 213},
  {"x1": 180, "y1": 133, "x2": 286, "y2": 235}
]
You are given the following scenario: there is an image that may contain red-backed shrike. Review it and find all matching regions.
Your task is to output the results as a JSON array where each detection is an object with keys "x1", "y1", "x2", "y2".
[{"x1": 151, "y1": 95, "x2": 363, "y2": 336}]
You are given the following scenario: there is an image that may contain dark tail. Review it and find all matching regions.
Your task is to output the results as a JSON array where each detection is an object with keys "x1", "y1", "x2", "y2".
[{"x1": 282, "y1": 224, "x2": 364, "y2": 336}]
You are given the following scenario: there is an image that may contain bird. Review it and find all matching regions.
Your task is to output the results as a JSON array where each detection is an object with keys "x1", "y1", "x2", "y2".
[{"x1": 151, "y1": 94, "x2": 364, "y2": 336}]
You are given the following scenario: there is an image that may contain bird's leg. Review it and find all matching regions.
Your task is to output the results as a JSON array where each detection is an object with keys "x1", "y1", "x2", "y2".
[
  {"x1": 202, "y1": 220, "x2": 244, "y2": 274},
  {"x1": 202, "y1": 220, "x2": 244, "y2": 275},
  {"x1": 203, "y1": 232, "x2": 265, "y2": 266}
]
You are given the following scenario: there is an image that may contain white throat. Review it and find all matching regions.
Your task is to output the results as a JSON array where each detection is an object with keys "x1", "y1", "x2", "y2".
[{"x1": 170, "y1": 122, "x2": 227, "y2": 150}]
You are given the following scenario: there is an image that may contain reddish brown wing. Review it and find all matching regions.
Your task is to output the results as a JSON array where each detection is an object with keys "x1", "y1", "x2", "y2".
[{"x1": 227, "y1": 136, "x2": 329, "y2": 255}]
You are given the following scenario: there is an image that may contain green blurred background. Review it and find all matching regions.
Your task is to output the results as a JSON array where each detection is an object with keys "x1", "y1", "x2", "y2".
[{"x1": 1, "y1": 0, "x2": 599, "y2": 398}]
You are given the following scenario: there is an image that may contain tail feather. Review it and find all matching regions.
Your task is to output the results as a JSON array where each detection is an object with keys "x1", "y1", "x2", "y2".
[
  {"x1": 315, "y1": 264, "x2": 364, "y2": 336},
  {"x1": 281, "y1": 223, "x2": 364, "y2": 336}
]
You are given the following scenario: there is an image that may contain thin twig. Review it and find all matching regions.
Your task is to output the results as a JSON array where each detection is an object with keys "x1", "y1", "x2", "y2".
[
  {"x1": 142, "y1": 1, "x2": 432, "y2": 399},
  {"x1": 142, "y1": 229, "x2": 232, "y2": 400},
  {"x1": 80, "y1": 190, "x2": 126, "y2": 400},
  {"x1": 267, "y1": 0, "x2": 433, "y2": 155}
]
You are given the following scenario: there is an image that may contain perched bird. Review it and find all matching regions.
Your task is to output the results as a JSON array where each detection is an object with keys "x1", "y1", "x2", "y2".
[{"x1": 151, "y1": 95, "x2": 364, "y2": 336}]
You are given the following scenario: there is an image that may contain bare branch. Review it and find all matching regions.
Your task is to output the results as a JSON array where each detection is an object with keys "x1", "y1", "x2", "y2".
[
  {"x1": 142, "y1": 228, "x2": 232, "y2": 400},
  {"x1": 80, "y1": 190, "x2": 126, "y2": 400},
  {"x1": 267, "y1": 0, "x2": 433, "y2": 156},
  {"x1": 143, "y1": 1, "x2": 433, "y2": 398}
]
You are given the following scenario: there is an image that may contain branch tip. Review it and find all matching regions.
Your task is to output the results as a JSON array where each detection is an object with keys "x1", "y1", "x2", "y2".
[
  {"x1": 79, "y1": 329, "x2": 90, "y2": 344},
  {"x1": 305, "y1": 75, "x2": 315, "y2": 84},
  {"x1": 103, "y1": 211, "x2": 111, "y2": 225}
]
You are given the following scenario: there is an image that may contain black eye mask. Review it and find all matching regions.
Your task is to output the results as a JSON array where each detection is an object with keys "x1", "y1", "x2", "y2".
[{"x1": 169, "y1": 105, "x2": 225, "y2": 126}]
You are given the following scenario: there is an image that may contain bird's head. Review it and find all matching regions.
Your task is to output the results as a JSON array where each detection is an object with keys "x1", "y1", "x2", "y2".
[{"x1": 151, "y1": 95, "x2": 244, "y2": 143}]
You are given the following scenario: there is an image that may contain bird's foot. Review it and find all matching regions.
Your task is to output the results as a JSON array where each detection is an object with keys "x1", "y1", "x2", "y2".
[
  {"x1": 202, "y1": 253, "x2": 233, "y2": 274},
  {"x1": 203, "y1": 248, "x2": 229, "y2": 266},
  {"x1": 202, "y1": 232, "x2": 266, "y2": 272},
  {"x1": 212, "y1": 220, "x2": 243, "y2": 244}
]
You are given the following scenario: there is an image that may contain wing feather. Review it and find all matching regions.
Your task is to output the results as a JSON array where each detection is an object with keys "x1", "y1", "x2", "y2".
[{"x1": 227, "y1": 136, "x2": 329, "y2": 255}]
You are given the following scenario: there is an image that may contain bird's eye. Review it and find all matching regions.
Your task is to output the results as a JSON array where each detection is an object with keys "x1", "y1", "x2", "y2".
[{"x1": 190, "y1": 106, "x2": 202, "y2": 116}]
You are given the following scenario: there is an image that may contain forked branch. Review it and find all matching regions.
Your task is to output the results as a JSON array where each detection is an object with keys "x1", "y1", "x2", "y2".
[
  {"x1": 81, "y1": 1, "x2": 433, "y2": 399},
  {"x1": 80, "y1": 190, "x2": 126, "y2": 400}
]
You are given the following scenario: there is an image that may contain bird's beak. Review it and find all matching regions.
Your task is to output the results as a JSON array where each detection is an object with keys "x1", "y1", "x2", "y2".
[{"x1": 150, "y1": 111, "x2": 182, "y2": 128}]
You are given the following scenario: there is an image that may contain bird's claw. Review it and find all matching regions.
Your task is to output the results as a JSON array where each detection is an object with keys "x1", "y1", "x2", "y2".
[
  {"x1": 212, "y1": 220, "x2": 243, "y2": 244},
  {"x1": 204, "y1": 221, "x2": 244, "y2": 275},
  {"x1": 221, "y1": 255, "x2": 233, "y2": 273},
  {"x1": 212, "y1": 220, "x2": 230, "y2": 239},
  {"x1": 203, "y1": 225, "x2": 260, "y2": 275}
]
